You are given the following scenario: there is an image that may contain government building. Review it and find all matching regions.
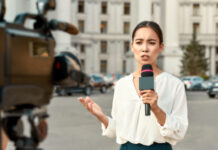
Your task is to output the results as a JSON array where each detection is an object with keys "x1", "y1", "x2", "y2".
[{"x1": 5, "y1": 0, "x2": 218, "y2": 77}]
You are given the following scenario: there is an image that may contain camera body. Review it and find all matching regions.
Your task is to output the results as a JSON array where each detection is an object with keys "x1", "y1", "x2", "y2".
[
  {"x1": 0, "y1": 22, "x2": 55, "y2": 110},
  {"x1": 0, "y1": 0, "x2": 81, "y2": 111}
]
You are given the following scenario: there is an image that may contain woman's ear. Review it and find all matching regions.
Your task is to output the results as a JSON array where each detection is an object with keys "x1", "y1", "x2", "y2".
[
  {"x1": 159, "y1": 43, "x2": 164, "y2": 52},
  {"x1": 131, "y1": 42, "x2": 134, "y2": 52}
]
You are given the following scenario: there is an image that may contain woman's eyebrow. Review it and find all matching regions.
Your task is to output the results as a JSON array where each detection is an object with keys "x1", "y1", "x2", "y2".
[
  {"x1": 135, "y1": 38, "x2": 143, "y2": 41},
  {"x1": 148, "y1": 38, "x2": 157, "y2": 41},
  {"x1": 135, "y1": 38, "x2": 157, "y2": 41}
]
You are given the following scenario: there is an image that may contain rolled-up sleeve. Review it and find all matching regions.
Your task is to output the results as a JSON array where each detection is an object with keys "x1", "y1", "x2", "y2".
[
  {"x1": 159, "y1": 82, "x2": 188, "y2": 144},
  {"x1": 101, "y1": 117, "x2": 116, "y2": 138},
  {"x1": 101, "y1": 83, "x2": 119, "y2": 138}
]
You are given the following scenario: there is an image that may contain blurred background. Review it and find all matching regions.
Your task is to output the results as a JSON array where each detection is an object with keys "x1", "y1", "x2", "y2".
[
  {"x1": 5, "y1": 0, "x2": 218, "y2": 94},
  {"x1": 3, "y1": 0, "x2": 218, "y2": 150}
]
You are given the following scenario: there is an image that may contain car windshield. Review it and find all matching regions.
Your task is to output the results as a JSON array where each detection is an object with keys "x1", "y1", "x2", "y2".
[
  {"x1": 92, "y1": 75, "x2": 103, "y2": 82},
  {"x1": 183, "y1": 78, "x2": 191, "y2": 81}
]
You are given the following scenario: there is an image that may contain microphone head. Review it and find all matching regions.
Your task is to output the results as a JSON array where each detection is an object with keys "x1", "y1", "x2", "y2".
[{"x1": 141, "y1": 64, "x2": 153, "y2": 77}]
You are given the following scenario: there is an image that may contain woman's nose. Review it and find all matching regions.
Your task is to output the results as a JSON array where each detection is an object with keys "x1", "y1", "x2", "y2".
[{"x1": 141, "y1": 44, "x2": 148, "y2": 52}]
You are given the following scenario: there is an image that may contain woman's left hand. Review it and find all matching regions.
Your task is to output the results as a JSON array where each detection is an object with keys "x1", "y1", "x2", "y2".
[
  {"x1": 140, "y1": 90, "x2": 166, "y2": 125},
  {"x1": 140, "y1": 90, "x2": 159, "y2": 111}
]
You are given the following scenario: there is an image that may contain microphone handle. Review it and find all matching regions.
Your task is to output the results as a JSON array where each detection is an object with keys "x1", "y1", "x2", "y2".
[{"x1": 145, "y1": 103, "x2": 150, "y2": 116}]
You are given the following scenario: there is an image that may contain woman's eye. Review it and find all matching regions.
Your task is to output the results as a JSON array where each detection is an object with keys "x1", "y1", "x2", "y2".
[{"x1": 136, "y1": 42, "x2": 142, "y2": 45}]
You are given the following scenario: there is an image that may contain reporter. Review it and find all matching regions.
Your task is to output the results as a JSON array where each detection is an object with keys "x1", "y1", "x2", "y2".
[{"x1": 77, "y1": 21, "x2": 188, "y2": 150}]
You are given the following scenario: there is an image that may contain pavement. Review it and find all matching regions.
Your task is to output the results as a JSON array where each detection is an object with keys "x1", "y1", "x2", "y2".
[{"x1": 6, "y1": 89, "x2": 218, "y2": 150}]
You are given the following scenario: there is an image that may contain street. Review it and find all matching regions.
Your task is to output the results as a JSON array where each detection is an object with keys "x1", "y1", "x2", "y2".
[{"x1": 6, "y1": 89, "x2": 218, "y2": 150}]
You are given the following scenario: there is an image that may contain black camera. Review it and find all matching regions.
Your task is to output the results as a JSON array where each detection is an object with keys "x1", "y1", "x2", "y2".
[{"x1": 0, "y1": 0, "x2": 89, "y2": 149}]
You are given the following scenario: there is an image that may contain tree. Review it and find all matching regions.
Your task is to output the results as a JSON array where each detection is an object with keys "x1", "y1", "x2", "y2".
[{"x1": 180, "y1": 34, "x2": 208, "y2": 76}]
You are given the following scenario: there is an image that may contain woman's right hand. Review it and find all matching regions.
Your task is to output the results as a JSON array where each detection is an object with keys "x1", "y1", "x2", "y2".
[
  {"x1": 77, "y1": 97, "x2": 109, "y2": 128},
  {"x1": 77, "y1": 97, "x2": 103, "y2": 117}
]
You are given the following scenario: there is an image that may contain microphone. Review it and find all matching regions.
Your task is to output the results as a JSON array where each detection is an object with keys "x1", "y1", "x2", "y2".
[{"x1": 139, "y1": 64, "x2": 154, "y2": 116}]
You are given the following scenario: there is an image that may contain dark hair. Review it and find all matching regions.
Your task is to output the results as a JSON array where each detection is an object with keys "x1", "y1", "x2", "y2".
[{"x1": 132, "y1": 21, "x2": 163, "y2": 44}]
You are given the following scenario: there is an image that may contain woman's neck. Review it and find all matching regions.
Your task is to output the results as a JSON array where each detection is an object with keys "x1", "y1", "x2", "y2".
[{"x1": 133, "y1": 64, "x2": 162, "y2": 78}]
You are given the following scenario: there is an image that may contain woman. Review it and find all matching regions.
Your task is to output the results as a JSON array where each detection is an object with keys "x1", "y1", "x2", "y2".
[{"x1": 78, "y1": 21, "x2": 188, "y2": 150}]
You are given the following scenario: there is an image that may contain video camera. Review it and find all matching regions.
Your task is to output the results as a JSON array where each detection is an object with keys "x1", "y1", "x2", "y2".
[{"x1": 0, "y1": 0, "x2": 90, "y2": 149}]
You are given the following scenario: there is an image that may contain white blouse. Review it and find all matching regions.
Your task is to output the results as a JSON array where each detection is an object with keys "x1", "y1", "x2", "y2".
[{"x1": 101, "y1": 72, "x2": 188, "y2": 146}]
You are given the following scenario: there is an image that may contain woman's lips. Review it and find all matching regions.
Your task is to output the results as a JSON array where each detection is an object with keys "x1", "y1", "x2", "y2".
[{"x1": 141, "y1": 55, "x2": 149, "y2": 61}]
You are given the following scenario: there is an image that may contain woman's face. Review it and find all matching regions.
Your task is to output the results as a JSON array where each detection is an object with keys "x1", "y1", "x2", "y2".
[{"x1": 131, "y1": 27, "x2": 164, "y2": 66}]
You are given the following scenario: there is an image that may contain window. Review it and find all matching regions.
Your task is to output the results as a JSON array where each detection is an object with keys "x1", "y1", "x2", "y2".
[
  {"x1": 101, "y1": 1, "x2": 107, "y2": 14},
  {"x1": 123, "y1": 60, "x2": 126, "y2": 73},
  {"x1": 216, "y1": 3, "x2": 218, "y2": 15},
  {"x1": 124, "y1": 22, "x2": 130, "y2": 34},
  {"x1": 193, "y1": 3, "x2": 200, "y2": 16},
  {"x1": 100, "y1": 60, "x2": 107, "y2": 73},
  {"x1": 216, "y1": 47, "x2": 218, "y2": 55},
  {"x1": 124, "y1": 41, "x2": 130, "y2": 54},
  {"x1": 193, "y1": 23, "x2": 200, "y2": 35},
  {"x1": 216, "y1": 61, "x2": 218, "y2": 74},
  {"x1": 124, "y1": 2, "x2": 130, "y2": 15},
  {"x1": 100, "y1": 41, "x2": 107, "y2": 54},
  {"x1": 80, "y1": 59, "x2": 85, "y2": 70},
  {"x1": 151, "y1": 3, "x2": 154, "y2": 15},
  {"x1": 216, "y1": 23, "x2": 218, "y2": 34},
  {"x1": 80, "y1": 44, "x2": 85, "y2": 53},
  {"x1": 78, "y1": 20, "x2": 84, "y2": 33},
  {"x1": 78, "y1": 1, "x2": 85, "y2": 13},
  {"x1": 100, "y1": 21, "x2": 107, "y2": 33},
  {"x1": 78, "y1": 0, "x2": 85, "y2": 13}
]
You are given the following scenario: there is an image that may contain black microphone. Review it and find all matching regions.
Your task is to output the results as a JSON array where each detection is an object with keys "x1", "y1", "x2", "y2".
[{"x1": 139, "y1": 64, "x2": 154, "y2": 116}]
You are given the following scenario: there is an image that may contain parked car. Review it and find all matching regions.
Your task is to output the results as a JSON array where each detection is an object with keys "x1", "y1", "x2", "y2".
[
  {"x1": 103, "y1": 74, "x2": 115, "y2": 88},
  {"x1": 90, "y1": 74, "x2": 107, "y2": 93},
  {"x1": 55, "y1": 72, "x2": 92, "y2": 96},
  {"x1": 199, "y1": 75, "x2": 218, "y2": 90},
  {"x1": 202, "y1": 79, "x2": 213, "y2": 90},
  {"x1": 55, "y1": 84, "x2": 92, "y2": 96},
  {"x1": 208, "y1": 81, "x2": 218, "y2": 98},
  {"x1": 181, "y1": 76, "x2": 205, "y2": 91}
]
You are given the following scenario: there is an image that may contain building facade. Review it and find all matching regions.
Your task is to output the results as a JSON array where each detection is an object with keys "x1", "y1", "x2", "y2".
[
  {"x1": 71, "y1": 0, "x2": 135, "y2": 75},
  {"x1": 4, "y1": 0, "x2": 218, "y2": 77},
  {"x1": 71, "y1": 0, "x2": 218, "y2": 77}
]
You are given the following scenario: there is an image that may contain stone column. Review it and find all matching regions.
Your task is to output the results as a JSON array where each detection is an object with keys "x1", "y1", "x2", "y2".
[
  {"x1": 130, "y1": 0, "x2": 152, "y2": 72},
  {"x1": 86, "y1": 43, "x2": 95, "y2": 74},
  {"x1": 126, "y1": 51, "x2": 134, "y2": 74},
  {"x1": 201, "y1": 3, "x2": 207, "y2": 34},
  {"x1": 93, "y1": 41, "x2": 100, "y2": 73},
  {"x1": 26, "y1": 0, "x2": 37, "y2": 13},
  {"x1": 131, "y1": 0, "x2": 151, "y2": 29},
  {"x1": 205, "y1": 46, "x2": 210, "y2": 76},
  {"x1": 211, "y1": 46, "x2": 216, "y2": 77},
  {"x1": 86, "y1": 1, "x2": 99, "y2": 33},
  {"x1": 153, "y1": 2, "x2": 161, "y2": 25},
  {"x1": 208, "y1": 3, "x2": 214, "y2": 34},
  {"x1": 115, "y1": 41, "x2": 123, "y2": 74},
  {"x1": 160, "y1": 0, "x2": 182, "y2": 76},
  {"x1": 138, "y1": 0, "x2": 151, "y2": 22},
  {"x1": 54, "y1": 0, "x2": 75, "y2": 54},
  {"x1": 5, "y1": 0, "x2": 28, "y2": 22}
]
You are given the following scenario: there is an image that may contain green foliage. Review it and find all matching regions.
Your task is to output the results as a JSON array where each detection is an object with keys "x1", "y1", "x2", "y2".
[
  {"x1": 180, "y1": 34, "x2": 208, "y2": 76},
  {"x1": 200, "y1": 74, "x2": 210, "y2": 80}
]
